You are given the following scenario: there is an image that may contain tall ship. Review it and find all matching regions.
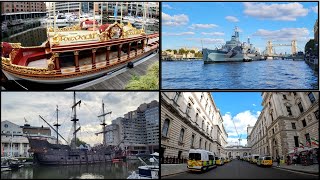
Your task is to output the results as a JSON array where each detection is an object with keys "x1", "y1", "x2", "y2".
[
  {"x1": 1, "y1": 17, "x2": 159, "y2": 84},
  {"x1": 27, "y1": 92, "x2": 125, "y2": 165},
  {"x1": 202, "y1": 27, "x2": 261, "y2": 63}
]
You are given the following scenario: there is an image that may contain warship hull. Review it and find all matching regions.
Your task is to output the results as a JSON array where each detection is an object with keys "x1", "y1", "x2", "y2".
[{"x1": 202, "y1": 48, "x2": 252, "y2": 63}]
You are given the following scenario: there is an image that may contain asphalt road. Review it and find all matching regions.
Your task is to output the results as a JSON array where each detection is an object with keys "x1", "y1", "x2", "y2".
[{"x1": 162, "y1": 160, "x2": 318, "y2": 179}]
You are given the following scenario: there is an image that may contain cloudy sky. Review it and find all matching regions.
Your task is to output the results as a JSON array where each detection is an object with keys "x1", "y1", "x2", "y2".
[
  {"x1": 162, "y1": 2, "x2": 318, "y2": 53},
  {"x1": 212, "y1": 92, "x2": 263, "y2": 146},
  {"x1": 1, "y1": 92, "x2": 158, "y2": 146}
]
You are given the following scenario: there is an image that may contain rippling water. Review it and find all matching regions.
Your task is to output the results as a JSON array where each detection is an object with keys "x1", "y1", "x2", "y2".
[
  {"x1": 1, "y1": 161, "x2": 141, "y2": 179},
  {"x1": 161, "y1": 60, "x2": 319, "y2": 89}
]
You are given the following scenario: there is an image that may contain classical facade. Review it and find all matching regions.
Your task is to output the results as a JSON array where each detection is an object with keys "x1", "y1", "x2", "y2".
[
  {"x1": 248, "y1": 92, "x2": 319, "y2": 158},
  {"x1": 1, "y1": 120, "x2": 58, "y2": 157},
  {"x1": 161, "y1": 92, "x2": 228, "y2": 160},
  {"x1": 225, "y1": 145, "x2": 251, "y2": 159},
  {"x1": 105, "y1": 100, "x2": 159, "y2": 154}
]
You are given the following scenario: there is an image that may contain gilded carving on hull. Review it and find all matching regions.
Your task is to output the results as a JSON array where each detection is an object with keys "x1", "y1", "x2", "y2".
[
  {"x1": 2, "y1": 57, "x2": 56, "y2": 75},
  {"x1": 9, "y1": 43, "x2": 22, "y2": 49},
  {"x1": 52, "y1": 33, "x2": 98, "y2": 45}
]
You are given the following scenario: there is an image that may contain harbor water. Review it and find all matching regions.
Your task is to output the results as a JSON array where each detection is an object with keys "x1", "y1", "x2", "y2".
[
  {"x1": 161, "y1": 60, "x2": 319, "y2": 89},
  {"x1": 1, "y1": 160, "x2": 141, "y2": 179}
]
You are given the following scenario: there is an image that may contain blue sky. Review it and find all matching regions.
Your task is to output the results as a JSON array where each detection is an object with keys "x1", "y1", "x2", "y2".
[
  {"x1": 211, "y1": 92, "x2": 263, "y2": 146},
  {"x1": 162, "y1": 2, "x2": 318, "y2": 54}
]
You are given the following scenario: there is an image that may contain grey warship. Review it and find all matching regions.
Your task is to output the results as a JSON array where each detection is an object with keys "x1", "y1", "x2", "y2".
[
  {"x1": 202, "y1": 27, "x2": 258, "y2": 63},
  {"x1": 27, "y1": 92, "x2": 125, "y2": 165}
]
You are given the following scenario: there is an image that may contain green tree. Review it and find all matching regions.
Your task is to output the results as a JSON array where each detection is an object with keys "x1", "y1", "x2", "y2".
[
  {"x1": 75, "y1": 138, "x2": 87, "y2": 146},
  {"x1": 173, "y1": 49, "x2": 177, "y2": 54},
  {"x1": 178, "y1": 48, "x2": 185, "y2": 55},
  {"x1": 305, "y1": 39, "x2": 316, "y2": 53},
  {"x1": 190, "y1": 50, "x2": 195, "y2": 53},
  {"x1": 167, "y1": 49, "x2": 172, "y2": 52}
]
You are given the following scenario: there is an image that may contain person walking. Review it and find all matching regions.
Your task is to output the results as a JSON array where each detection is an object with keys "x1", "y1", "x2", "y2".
[{"x1": 276, "y1": 155, "x2": 280, "y2": 167}]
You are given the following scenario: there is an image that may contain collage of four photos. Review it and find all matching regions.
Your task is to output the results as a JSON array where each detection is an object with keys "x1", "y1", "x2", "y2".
[{"x1": 0, "y1": 1, "x2": 319, "y2": 179}]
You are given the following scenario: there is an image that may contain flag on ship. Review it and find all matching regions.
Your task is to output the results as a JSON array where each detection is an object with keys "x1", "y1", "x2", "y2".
[{"x1": 311, "y1": 137, "x2": 319, "y2": 146}]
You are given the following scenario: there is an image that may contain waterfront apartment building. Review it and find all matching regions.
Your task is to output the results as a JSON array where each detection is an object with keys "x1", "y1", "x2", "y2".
[
  {"x1": 1, "y1": 2, "x2": 46, "y2": 13},
  {"x1": 248, "y1": 92, "x2": 319, "y2": 158},
  {"x1": 1, "y1": 120, "x2": 58, "y2": 157},
  {"x1": 47, "y1": 2, "x2": 159, "y2": 18},
  {"x1": 104, "y1": 100, "x2": 159, "y2": 154},
  {"x1": 161, "y1": 92, "x2": 228, "y2": 160}
]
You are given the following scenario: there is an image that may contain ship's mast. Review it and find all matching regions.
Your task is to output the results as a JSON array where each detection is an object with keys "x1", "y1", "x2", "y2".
[
  {"x1": 98, "y1": 100, "x2": 112, "y2": 146},
  {"x1": 53, "y1": 105, "x2": 61, "y2": 145},
  {"x1": 71, "y1": 92, "x2": 81, "y2": 149}
]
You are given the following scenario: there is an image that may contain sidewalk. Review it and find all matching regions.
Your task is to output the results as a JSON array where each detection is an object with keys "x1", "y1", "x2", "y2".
[
  {"x1": 272, "y1": 162, "x2": 319, "y2": 175},
  {"x1": 161, "y1": 164, "x2": 188, "y2": 177}
]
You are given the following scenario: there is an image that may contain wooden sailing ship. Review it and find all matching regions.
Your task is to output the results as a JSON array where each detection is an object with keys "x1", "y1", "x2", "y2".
[
  {"x1": 27, "y1": 92, "x2": 125, "y2": 165},
  {"x1": 1, "y1": 21, "x2": 159, "y2": 84}
]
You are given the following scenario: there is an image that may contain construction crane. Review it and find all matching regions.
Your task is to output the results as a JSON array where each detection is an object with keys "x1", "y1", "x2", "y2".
[{"x1": 232, "y1": 118, "x2": 242, "y2": 147}]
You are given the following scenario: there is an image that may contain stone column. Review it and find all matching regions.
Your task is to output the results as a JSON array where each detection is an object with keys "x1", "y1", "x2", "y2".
[
  {"x1": 92, "y1": 48, "x2": 96, "y2": 69},
  {"x1": 127, "y1": 43, "x2": 131, "y2": 59},
  {"x1": 118, "y1": 44, "x2": 122, "y2": 62},
  {"x1": 106, "y1": 46, "x2": 110, "y2": 66},
  {"x1": 54, "y1": 53, "x2": 61, "y2": 73},
  {"x1": 74, "y1": 51, "x2": 80, "y2": 72}
]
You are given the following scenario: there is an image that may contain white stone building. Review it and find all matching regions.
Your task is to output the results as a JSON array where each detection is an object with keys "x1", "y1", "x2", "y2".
[
  {"x1": 161, "y1": 92, "x2": 228, "y2": 160},
  {"x1": 225, "y1": 145, "x2": 251, "y2": 159},
  {"x1": 1, "y1": 120, "x2": 58, "y2": 157},
  {"x1": 248, "y1": 92, "x2": 319, "y2": 158}
]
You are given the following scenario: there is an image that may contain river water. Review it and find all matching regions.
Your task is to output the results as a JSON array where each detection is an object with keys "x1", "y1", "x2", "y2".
[
  {"x1": 1, "y1": 161, "x2": 141, "y2": 179},
  {"x1": 161, "y1": 60, "x2": 319, "y2": 89}
]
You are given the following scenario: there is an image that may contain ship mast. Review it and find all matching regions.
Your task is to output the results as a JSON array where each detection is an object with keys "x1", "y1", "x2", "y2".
[
  {"x1": 71, "y1": 92, "x2": 81, "y2": 149},
  {"x1": 97, "y1": 100, "x2": 112, "y2": 146},
  {"x1": 53, "y1": 105, "x2": 61, "y2": 144}
]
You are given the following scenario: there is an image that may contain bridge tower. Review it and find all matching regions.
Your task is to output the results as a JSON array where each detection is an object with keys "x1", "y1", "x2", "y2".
[
  {"x1": 291, "y1": 40, "x2": 297, "y2": 55},
  {"x1": 266, "y1": 40, "x2": 273, "y2": 56}
]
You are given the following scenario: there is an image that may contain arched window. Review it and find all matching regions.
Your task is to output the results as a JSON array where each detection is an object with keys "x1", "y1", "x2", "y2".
[
  {"x1": 209, "y1": 143, "x2": 211, "y2": 151},
  {"x1": 173, "y1": 92, "x2": 181, "y2": 102},
  {"x1": 195, "y1": 113, "x2": 199, "y2": 124},
  {"x1": 205, "y1": 141, "x2": 207, "y2": 150},
  {"x1": 202, "y1": 120, "x2": 204, "y2": 129},
  {"x1": 179, "y1": 129, "x2": 185, "y2": 142},
  {"x1": 162, "y1": 119, "x2": 170, "y2": 137},
  {"x1": 206, "y1": 124, "x2": 209, "y2": 133},
  {"x1": 191, "y1": 134, "x2": 195, "y2": 147},
  {"x1": 199, "y1": 138, "x2": 202, "y2": 149},
  {"x1": 186, "y1": 103, "x2": 191, "y2": 115}
]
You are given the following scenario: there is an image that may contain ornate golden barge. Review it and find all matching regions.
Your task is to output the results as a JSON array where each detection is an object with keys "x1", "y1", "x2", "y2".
[{"x1": 1, "y1": 22, "x2": 159, "y2": 84}]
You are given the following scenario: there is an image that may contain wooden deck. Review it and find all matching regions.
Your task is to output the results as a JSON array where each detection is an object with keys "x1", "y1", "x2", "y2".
[{"x1": 73, "y1": 53, "x2": 158, "y2": 90}]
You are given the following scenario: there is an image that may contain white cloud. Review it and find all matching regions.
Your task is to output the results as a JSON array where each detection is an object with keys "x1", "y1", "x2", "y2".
[
  {"x1": 186, "y1": 38, "x2": 225, "y2": 44},
  {"x1": 162, "y1": 12, "x2": 189, "y2": 26},
  {"x1": 163, "y1": 31, "x2": 195, "y2": 36},
  {"x1": 189, "y1": 24, "x2": 218, "y2": 29},
  {"x1": 253, "y1": 28, "x2": 310, "y2": 41},
  {"x1": 243, "y1": 2, "x2": 309, "y2": 21},
  {"x1": 252, "y1": 104, "x2": 256, "y2": 106},
  {"x1": 163, "y1": 4, "x2": 173, "y2": 9},
  {"x1": 311, "y1": 6, "x2": 318, "y2": 14},
  {"x1": 222, "y1": 110, "x2": 260, "y2": 146},
  {"x1": 225, "y1": 16, "x2": 239, "y2": 22},
  {"x1": 1, "y1": 92, "x2": 159, "y2": 146},
  {"x1": 201, "y1": 32, "x2": 225, "y2": 36}
]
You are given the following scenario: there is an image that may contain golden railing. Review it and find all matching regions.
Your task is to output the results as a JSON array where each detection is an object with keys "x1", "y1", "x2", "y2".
[
  {"x1": 47, "y1": 25, "x2": 82, "y2": 32},
  {"x1": 2, "y1": 57, "x2": 56, "y2": 75}
]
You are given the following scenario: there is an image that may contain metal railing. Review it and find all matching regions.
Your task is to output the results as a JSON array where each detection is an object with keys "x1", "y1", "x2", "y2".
[{"x1": 161, "y1": 156, "x2": 188, "y2": 164}]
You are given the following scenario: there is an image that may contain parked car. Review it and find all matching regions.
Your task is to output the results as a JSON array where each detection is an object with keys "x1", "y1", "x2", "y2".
[{"x1": 257, "y1": 156, "x2": 273, "y2": 167}]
